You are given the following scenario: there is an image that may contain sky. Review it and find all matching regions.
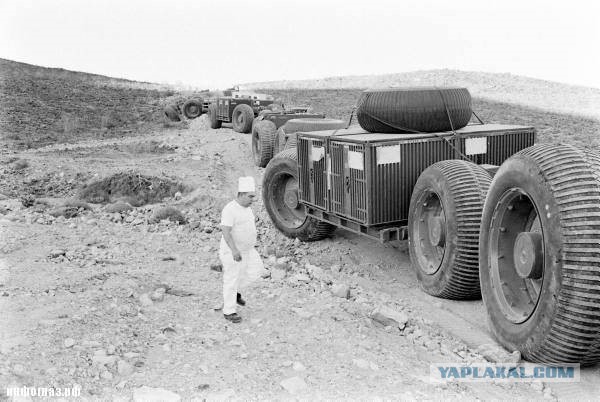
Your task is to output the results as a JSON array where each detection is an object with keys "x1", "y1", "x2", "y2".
[{"x1": 1, "y1": 0, "x2": 599, "y2": 89}]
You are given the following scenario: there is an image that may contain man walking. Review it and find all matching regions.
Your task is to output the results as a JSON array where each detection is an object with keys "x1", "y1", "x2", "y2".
[{"x1": 219, "y1": 177, "x2": 264, "y2": 323}]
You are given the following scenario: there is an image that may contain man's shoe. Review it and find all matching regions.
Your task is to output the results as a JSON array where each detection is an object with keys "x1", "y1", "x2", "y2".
[
  {"x1": 224, "y1": 313, "x2": 242, "y2": 323},
  {"x1": 236, "y1": 293, "x2": 246, "y2": 306}
]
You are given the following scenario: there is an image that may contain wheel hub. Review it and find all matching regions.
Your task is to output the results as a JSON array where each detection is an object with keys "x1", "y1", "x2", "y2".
[
  {"x1": 514, "y1": 232, "x2": 543, "y2": 279},
  {"x1": 284, "y1": 189, "x2": 299, "y2": 209},
  {"x1": 489, "y1": 189, "x2": 544, "y2": 324},
  {"x1": 428, "y1": 217, "x2": 446, "y2": 247},
  {"x1": 413, "y1": 192, "x2": 446, "y2": 275}
]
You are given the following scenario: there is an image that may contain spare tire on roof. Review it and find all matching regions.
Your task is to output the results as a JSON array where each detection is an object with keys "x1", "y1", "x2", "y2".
[{"x1": 356, "y1": 87, "x2": 472, "y2": 134}]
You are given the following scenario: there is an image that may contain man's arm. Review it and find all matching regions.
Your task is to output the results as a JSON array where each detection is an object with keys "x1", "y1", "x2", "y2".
[{"x1": 221, "y1": 225, "x2": 242, "y2": 261}]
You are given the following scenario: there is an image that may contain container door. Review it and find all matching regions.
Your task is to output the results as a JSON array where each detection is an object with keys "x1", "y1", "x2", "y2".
[
  {"x1": 297, "y1": 136, "x2": 327, "y2": 210},
  {"x1": 330, "y1": 141, "x2": 367, "y2": 223}
]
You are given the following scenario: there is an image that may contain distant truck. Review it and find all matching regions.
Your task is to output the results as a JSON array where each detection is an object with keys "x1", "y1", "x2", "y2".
[{"x1": 207, "y1": 93, "x2": 275, "y2": 133}]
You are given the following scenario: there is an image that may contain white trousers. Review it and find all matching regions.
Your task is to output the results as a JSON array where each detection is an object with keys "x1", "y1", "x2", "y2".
[{"x1": 219, "y1": 247, "x2": 264, "y2": 315}]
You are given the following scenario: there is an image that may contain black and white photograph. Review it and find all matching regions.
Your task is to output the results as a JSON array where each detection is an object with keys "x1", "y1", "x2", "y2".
[{"x1": 1, "y1": 0, "x2": 600, "y2": 400}]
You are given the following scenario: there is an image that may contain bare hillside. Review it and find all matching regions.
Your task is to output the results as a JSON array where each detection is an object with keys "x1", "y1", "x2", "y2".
[
  {"x1": 0, "y1": 59, "x2": 188, "y2": 150},
  {"x1": 245, "y1": 69, "x2": 600, "y2": 120}
]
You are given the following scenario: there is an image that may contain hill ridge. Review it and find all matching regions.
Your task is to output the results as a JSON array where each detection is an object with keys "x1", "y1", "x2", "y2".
[{"x1": 244, "y1": 69, "x2": 600, "y2": 120}]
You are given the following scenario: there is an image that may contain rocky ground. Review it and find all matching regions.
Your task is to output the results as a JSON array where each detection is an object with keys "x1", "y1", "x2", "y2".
[
  {"x1": 2, "y1": 60, "x2": 600, "y2": 400},
  {"x1": 2, "y1": 115, "x2": 597, "y2": 400}
]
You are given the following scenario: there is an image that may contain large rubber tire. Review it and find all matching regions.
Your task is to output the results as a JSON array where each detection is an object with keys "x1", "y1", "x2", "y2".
[
  {"x1": 232, "y1": 104, "x2": 254, "y2": 133},
  {"x1": 357, "y1": 87, "x2": 472, "y2": 133},
  {"x1": 252, "y1": 120, "x2": 277, "y2": 167},
  {"x1": 182, "y1": 99, "x2": 203, "y2": 119},
  {"x1": 208, "y1": 103, "x2": 221, "y2": 129},
  {"x1": 408, "y1": 160, "x2": 491, "y2": 299},
  {"x1": 479, "y1": 144, "x2": 600, "y2": 365},
  {"x1": 263, "y1": 149, "x2": 335, "y2": 241},
  {"x1": 164, "y1": 105, "x2": 180, "y2": 122}
]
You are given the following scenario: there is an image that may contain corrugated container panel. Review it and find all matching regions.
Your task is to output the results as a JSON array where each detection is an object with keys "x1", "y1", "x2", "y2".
[
  {"x1": 300, "y1": 126, "x2": 535, "y2": 227},
  {"x1": 297, "y1": 136, "x2": 328, "y2": 210}
]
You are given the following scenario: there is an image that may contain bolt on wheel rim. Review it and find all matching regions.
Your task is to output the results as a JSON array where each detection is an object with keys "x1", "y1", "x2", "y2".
[
  {"x1": 489, "y1": 189, "x2": 544, "y2": 324},
  {"x1": 413, "y1": 191, "x2": 446, "y2": 275}
]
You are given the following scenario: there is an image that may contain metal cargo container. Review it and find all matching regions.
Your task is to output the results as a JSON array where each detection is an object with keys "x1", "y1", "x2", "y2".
[{"x1": 298, "y1": 124, "x2": 535, "y2": 227}]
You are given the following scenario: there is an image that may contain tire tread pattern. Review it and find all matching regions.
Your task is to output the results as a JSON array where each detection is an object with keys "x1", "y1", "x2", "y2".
[
  {"x1": 357, "y1": 87, "x2": 472, "y2": 133},
  {"x1": 518, "y1": 144, "x2": 600, "y2": 365}
]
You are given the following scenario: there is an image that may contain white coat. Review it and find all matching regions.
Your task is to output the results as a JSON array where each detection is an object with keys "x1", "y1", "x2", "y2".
[{"x1": 219, "y1": 200, "x2": 264, "y2": 315}]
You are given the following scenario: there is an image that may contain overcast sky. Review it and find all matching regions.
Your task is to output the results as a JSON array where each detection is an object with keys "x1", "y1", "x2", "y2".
[{"x1": 1, "y1": 0, "x2": 599, "y2": 89}]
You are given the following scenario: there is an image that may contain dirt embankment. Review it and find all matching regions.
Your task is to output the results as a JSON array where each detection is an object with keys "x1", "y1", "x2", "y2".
[{"x1": 0, "y1": 59, "x2": 192, "y2": 150}]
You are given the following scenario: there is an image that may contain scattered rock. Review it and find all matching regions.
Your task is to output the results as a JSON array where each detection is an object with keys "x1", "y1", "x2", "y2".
[
  {"x1": 49, "y1": 249, "x2": 66, "y2": 258},
  {"x1": 139, "y1": 293, "x2": 154, "y2": 307},
  {"x1": 133, "y1": 386, "x2": 181, "y2": 402},
  {"x1": 331, "y1": 283, "x2": 351, "y2": 299},
  {"x1": 150, "y1": 207, "x2": 187, "y2": 224},
  {"x1": 151, "y1": 287, "x2": 166, "y2": 302},
  {"x1": 271, "y1": 269, "x2": 286, "y2": 281},
  {"x1": 280, "y1": 376, "x2": 307, "y2": 394},
  {"x1": 105, "y1": 201, "x2": 133, "y2": 213},
  {"x1": 370, "y1": 306, "x2": 409, "y2": 330}
]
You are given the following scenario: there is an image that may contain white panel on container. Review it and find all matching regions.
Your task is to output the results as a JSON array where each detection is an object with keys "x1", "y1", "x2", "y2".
[
  {"x1": 377, "y1": 145, "x2": 401, "y2": 165},
  {"x1": 465, "y1": 137, "x2": 487, "y2": 155},
  {"x1": 348, "y1": 151, "x2": 364, "y2": 170},
  {"x1": 311, "y1": 146, "x2": 325, "y2": 161}
]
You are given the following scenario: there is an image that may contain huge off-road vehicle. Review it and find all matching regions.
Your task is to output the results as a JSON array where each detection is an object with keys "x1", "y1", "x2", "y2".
[
  {"x1": 262, "y1": 86, "x2": 600, "y2": 365},
  {"x1": 207, "y1": 93, "x2": 275, "y2": 133}
]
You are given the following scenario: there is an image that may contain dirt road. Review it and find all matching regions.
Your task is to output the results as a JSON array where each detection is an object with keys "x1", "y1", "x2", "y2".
[{"x1": 1, "y1": 116, "x2": 599, "y2": 400}]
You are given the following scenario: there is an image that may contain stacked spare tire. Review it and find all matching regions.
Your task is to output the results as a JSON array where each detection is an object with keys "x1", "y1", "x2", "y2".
[{"x1": 356, "y1": 87, "x2": 472, "y2": 133}]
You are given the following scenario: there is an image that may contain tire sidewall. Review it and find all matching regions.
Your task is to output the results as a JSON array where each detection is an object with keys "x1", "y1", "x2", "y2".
[
  {"x1": 263, "y1": 154, "x2": 310, "y2": 237},
  {"x1": 479, "y1": 155, "x2": 562, "y2": 355},
  {"x1": 208, "y1": 104, "x2": 220, "y2": 129},
  {"x1": 408, "y1": 166, "x2": 458, "y2": 295},
  {"x1": 232, "y1": 104, "x2": 253, "y2": 133}
]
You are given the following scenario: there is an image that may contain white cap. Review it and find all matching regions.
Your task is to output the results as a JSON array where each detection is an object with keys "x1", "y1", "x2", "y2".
[{"x1": 238, "y1": 176, "x2": 256, "y2": 192}]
